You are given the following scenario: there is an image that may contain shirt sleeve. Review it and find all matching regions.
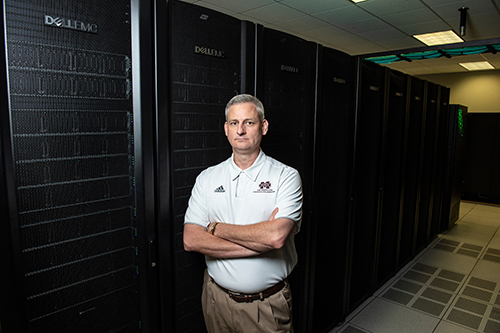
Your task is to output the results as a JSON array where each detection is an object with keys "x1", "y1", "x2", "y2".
[
  {"x1": 275, "y1": 167, "x2": 303, "y2": 230},
  {"x1": 184, "y1": 172, "x2": 210, "y2": 228}
]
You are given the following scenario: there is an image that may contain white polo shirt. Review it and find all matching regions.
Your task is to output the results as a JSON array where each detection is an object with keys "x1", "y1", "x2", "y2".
[{"x1": 184, "y1": 150, "x2": 303, "y2": 293}]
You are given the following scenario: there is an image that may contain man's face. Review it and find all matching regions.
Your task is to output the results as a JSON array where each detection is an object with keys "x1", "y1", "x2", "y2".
[{"x1": 224, "y1": 102, "x2": 268, "y2": 154}]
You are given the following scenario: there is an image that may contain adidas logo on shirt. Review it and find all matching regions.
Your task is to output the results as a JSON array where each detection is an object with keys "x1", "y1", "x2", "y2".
[{"x1": 214, "y1": 185, "x2": 225, "y2": 193}]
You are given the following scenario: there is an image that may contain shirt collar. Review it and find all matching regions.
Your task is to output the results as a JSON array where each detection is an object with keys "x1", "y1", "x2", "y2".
[{"x1": 230, "y1": 149, "x2": 266, "y2": 182}]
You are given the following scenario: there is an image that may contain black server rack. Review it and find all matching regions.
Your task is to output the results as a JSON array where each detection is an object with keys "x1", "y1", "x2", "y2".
[
  {"x1": 441, "y1": 105, "x2": 467, "y2": 230},
  {"x1": 462, "y1": 113, "x2": 500, "y2": 205},
  {"x1": 491, "y1": 115, "x2": 500, "y2": 202},
  {"x1": 375, "y1": 69, "x2": 408, "y2": 288},
  {"x1": 0, "y1": 0, "x2": 158, "y2": 332},
  {"x1": 163, "y1": 2, "x2": 253, "y2": 331},
  {"x1": 347, "y1": 60, "x2": 386, "y2": 312},
  {"x1": 414, "y1": 81, "x2": 438, "y2": 252},
  {"x1": 309, "y1": 46, "x2": 356, "y2": 333},
  {"x1": 257, "y1": 27, "x2": 317, "y2": 332},
  {"x1": 430, "y1": 86, "x2": 449, "y2": 236},
  {"x1": 398, "y1": 77, "x2": 425, "y2": 267}
]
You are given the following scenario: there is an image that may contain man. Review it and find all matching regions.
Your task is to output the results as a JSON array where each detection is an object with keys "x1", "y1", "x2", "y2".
[{"x1": 183, "y1": 94, "x2": 303, "y2": 332}]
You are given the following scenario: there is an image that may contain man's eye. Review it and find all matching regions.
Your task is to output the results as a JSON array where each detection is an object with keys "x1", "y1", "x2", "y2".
[{"x1": 246, "y1": 121, "x2": 254, "y2": 125}]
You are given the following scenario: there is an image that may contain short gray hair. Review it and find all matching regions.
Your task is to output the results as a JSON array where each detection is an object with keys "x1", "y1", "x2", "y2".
[{"x1": 225, "y1": 94, "x2": 265, "y2": 122}]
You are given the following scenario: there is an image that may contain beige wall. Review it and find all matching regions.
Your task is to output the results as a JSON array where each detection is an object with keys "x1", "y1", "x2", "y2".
[{"x1": 417, "y1": 70, "x2": 500, "y2": 113}]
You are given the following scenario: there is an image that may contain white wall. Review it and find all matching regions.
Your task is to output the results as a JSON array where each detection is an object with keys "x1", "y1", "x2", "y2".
[{"x1": 417, "y1": 70, "x2": 500, "y2": 113}]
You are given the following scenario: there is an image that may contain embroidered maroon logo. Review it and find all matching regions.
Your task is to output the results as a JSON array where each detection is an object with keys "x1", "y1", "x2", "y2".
[
  {"x1": 260, "y1": 181, "x2": 271, "y2": 189},
  {"x1": 254, "y1": 181, "x2": 275, "y2": 193}
]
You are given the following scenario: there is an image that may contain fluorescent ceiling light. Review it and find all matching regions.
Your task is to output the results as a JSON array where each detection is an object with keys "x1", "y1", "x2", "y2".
[
  {"x1": 413, "y1": 30, "x2": 464, "y2": 46},
  {"x1": 459, "y1": 61, "x2": 495, "y2": 71},
  {"x1": 351, "y1": 0, "x2": 368, "y2": 3}
]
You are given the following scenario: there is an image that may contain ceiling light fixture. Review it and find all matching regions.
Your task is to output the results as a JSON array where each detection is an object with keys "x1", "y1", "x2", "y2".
[
  {"x1": 351, "y1": 0, "x2": 369, "y2": 3},
  {"x1": 459, "y1": 61, "x2": 495, "y2": 71},
  {"x1": 413, "y1": 30, "x2": 464, "y2": 46}
]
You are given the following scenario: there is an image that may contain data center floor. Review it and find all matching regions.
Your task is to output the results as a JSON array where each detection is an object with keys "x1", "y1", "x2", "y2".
[{"x1": 332, "y1": 201, "x2": 500, "y2": 333}]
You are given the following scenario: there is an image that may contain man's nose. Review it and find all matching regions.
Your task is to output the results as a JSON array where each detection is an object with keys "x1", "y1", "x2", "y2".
[{"x1": 237, "y1": 123, "x2": 246, "y2": 134}]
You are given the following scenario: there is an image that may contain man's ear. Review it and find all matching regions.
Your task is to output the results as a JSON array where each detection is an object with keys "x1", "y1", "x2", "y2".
[
  {"x1": 224, "y1": 121, "x2": 228, "y2": 137},
  {"x1": 262, "y1": 119, "x2": 269, "y2": 136}
]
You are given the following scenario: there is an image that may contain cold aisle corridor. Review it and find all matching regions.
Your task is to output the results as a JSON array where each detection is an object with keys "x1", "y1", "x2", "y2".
[{"x1": 332, "y1": 202, "x2": 500, "y2": 333}]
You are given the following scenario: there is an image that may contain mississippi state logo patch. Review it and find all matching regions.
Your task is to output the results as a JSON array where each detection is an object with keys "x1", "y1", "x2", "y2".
[{"x1": 253, "y1": 181, "x2": 275, "y2": 193}]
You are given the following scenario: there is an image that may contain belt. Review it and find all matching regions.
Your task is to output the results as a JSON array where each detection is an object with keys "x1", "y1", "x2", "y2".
[{"x1": 215, "y1": 280, "x2": 286, "y2": 303}]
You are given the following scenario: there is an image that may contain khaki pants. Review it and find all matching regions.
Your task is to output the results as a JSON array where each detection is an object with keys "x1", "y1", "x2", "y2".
[{"x1": 202, "y1": 270, "x2": 294, "y2": 333}]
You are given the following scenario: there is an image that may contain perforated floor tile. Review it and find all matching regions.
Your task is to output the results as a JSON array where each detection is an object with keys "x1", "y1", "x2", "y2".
[
  {"x1": 434, "y1": 238, "x2": 484, "y2": 258},
  {"x1": 444, "y1": 275, "x2": 500, "y2": 331},
  {"x1": 483, "y1": 248, "x2": 500, "y2": 264},
  {"x1": 380, "y1": 263, "x2": 463, "y2": 318},
  {"x1": 447, "y1": 309, "x2": 482, "y2": 330},
  {"x1": 484, "y1": 320, "x2": 500, "y2": 333}
]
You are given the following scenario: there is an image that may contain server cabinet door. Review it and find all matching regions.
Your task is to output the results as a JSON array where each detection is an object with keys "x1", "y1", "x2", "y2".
[
  {"x1": 165, "y1": 2, "x2": 250, "y2": 332},
  {"x1": 0, "y1": 0, "x2": 158, "y2": 332},
  {"x1": 430, "y1": 86, "x2": 449, "y2": 236},
  {"x1": 442, "y1": 105, "x2": 467, "y2": 229},
  {"x1": 376, "y1": 69, "x2": 408, "y2": 288},
  {"x1": 415, "y1": 82, "x2": 438, "y2": 252},
  {"x1": 309, "y1": 46, "x2": 356, "y2": 333},
  {"x1": 398, "y1": 77, "x2": 425, "y2": 267},
  {"x1": 257, "y1": 27, "x2": 317, "y2": 332},
  {"x1": 347, "y1": 60, "x2": 386, "y2": 312}
]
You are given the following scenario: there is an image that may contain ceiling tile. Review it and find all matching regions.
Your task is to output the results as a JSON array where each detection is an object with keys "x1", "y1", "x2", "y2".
[
  {"x1": 300, "y1": 26, "x2": 362, "y2": 44},
  {"x1": 343, "y1": 17, "x2": 395, "y2": 34},
  {"x1": 422, "y1": 0, "x2": 469, "y2": 6},
  {"x1": 466, "y1": 27, "x2": 500, "y2": 41},
  {"x1": 398, "y1": 20, "x2": 451, "y2": 36},
  {"x1": 243, "y1": 3, "x2": 304, "y2": 24},
  {"x1": 358, "y1": 0, "x2": 426, "y2": 16},
  {"x1": 344, "y1": 42, "x2": 388, "y2": 55},
  {"x1": 431, "y1": 0, "x2": 497, "y2": 19},
  {"x1": 386, "y1": 64, "x2": 435, "y2": 76},
  {"x1": 314, "y1": 5, "x2": 374, "y2": 27},
  {"x1": 482, "y1": 54, "x2": 500, "y2": 69},
  {"x1": 357, "y1": 27, "x2": 407, "y2": 42},
  {"x1": 381, "y1": 8, "x2": 443, "y2": 28},
  {"x1": 467, "y1": 12, "x2": 500, "y2": 28},
  {"x1": 376, "y1": 37, "x2": 424, "y2": 51},
  {"x1": 274, "y1": 15, "x2": 330, "y2": 33},
  {"x1": 279, "y1": 0, "x2": 350, "y2": 15},
  {"x1": 200, "y1": 0, "x2": 275, "y2": 13}
]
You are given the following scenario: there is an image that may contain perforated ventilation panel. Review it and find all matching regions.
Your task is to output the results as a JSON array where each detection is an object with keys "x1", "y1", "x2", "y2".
[
  {"x1": 4, "y1": 1, "x2": 141, "y2": 332},
  {"x1": 168, "y1": 2, "x2": 241, "y2": 331}
]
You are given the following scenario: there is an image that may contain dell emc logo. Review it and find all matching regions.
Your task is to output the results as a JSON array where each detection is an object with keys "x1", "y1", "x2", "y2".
[{"x1": 44, "y1": 15, "x2": 98, "y2": 34}]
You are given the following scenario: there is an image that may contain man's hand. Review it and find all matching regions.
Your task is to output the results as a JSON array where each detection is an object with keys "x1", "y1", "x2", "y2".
[{"x1": 268, "y1": 207, "x2": 279, "y2": 222}]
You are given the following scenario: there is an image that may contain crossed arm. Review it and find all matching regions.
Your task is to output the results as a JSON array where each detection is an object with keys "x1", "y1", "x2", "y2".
[{"x1": 183, "y1": 208, "x2": 298, "y2": 259}]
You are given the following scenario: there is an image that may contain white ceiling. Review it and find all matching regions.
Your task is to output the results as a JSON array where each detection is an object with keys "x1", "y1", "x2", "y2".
[{"x1": 180, "y1": 0, "x2": 500, "y2": 75}]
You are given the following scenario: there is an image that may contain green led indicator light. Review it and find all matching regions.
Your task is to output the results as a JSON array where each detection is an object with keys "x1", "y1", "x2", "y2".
[{"x1": 458, "y1": 108, "x2": 464, "y2": 137}]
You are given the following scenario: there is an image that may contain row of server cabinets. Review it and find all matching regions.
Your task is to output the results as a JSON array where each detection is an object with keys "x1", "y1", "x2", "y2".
[{"x1": 0, "y1": 1, "x2": 461, "y2": 332}]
